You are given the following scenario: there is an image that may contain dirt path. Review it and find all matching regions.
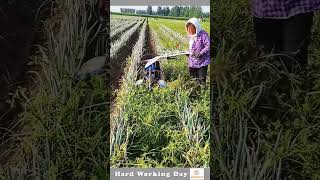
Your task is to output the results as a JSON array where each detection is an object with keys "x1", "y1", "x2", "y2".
[
  {"x1": 142, "y1": 19, "x2": 158, "y2": 60},
  {"x1": 138, "y1": 19, "x2": 160, "y2": 80}
]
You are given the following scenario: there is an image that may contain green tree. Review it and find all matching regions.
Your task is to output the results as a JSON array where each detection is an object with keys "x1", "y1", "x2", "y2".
[
  {"x1": 157, "y1": 6, "x2": 162, "y2": 15},
  {"x1": 168, "y1": 6, "x2": 176, "y2": 16},
  {"x1": 182, "y1": 6, "x2": 189, "y2": 17},
  {"x1": 190, "y1": 6, "x2": 195, "y2": 17},
  {"x1": 164, "y1": 7, "x2": 170, "y2": 16},
  {"x1": 180, "y1": 7, "x2": 185, "y2": 17},
  {"x1": 196, "y1": 6, "x2": 203, "y2": 17},
  {"x1": 169, "y1": 6, "x2": 181, "y2": 17},
  {"x1": 147, "y1": 6, "x2": 152, "y2": 15},
  {"x1": 136, "y1": 10, "x2": 147, "y2": 14},
  {"x1": 177, "y1": 6, "x2": 182, "y2": 16}
]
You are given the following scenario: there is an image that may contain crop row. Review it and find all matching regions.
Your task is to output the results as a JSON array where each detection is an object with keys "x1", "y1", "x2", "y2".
[
  {"x1": 110, "y1": 19, "x2": 148, "y2": 160},
  {"x1": 149, "y1": 19, "x2": 188, "y2": 51},
  {"x1": 111, "y1": 21, "x2": 138, "y2": 40},
  {"x1": 160, "y1": 24, "x2": 188, "y2": 47},
  {"x1": 110, "y1": 20, "x2": 143, "y2": 59},
  {"x1": 111, "y1": 18, "x2": 143, "y2": 31}
]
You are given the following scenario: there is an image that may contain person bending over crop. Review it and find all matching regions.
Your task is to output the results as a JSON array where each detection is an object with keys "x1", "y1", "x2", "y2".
[
  {"x1": 185, "y1": 18, "x2": 210, "y2": 84},
  {"x1": 251, "y1": 0, "x2": 320, "y2": 69}
]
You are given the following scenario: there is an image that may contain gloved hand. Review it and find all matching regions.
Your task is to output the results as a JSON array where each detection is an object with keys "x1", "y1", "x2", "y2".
[{"x1": 191, "y1": 51, "x2": 202, "y2": 59}]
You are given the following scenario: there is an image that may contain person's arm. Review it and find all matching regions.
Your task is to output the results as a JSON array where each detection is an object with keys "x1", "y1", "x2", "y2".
[
  {"x1": 189, "y1": 39, "x2": 201, "y2": 58},
  {"x1": 199, "y1": 32, "x2": 210, "y2": 56},
  {"x1": 190, "y1": 50, "x2": 201, "y2": 59}
]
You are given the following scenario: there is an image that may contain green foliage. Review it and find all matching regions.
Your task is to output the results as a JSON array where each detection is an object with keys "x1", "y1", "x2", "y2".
[
  {"x1": 112, "y1": 5, "x2": 209, "y2": 20},
  {"x1": 112, "y1": 78, "x2": 210, "y2": 167},
  {"x1": 211, "y1": 0, "x2": 320, "y2": 179},
  {"x1": 1, "y1": 0, "x2": 109, "y2": 178}
]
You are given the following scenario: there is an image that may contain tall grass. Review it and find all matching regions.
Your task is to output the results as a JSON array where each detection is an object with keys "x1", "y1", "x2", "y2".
[
  {"x1": 211, "y1": 0, "x2": 320, "y2": 179},
  {"x1": 0, "y1": 0, "x2": 109, "y2": 178}
]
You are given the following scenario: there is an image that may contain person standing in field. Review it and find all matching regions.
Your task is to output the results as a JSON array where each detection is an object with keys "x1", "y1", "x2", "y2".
[
  {"x1": 185, "y1": 17, "x2": 210, "y2": 84},
  {"x1": 251, "y1": 0, "x2": 320, "y2": 69}
]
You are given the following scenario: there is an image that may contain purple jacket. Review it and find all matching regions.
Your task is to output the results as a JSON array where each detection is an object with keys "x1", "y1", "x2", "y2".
[
  {"x1": 251, "y1": 0, "x2": 320, "y2": 18},
  {"x1": 188, "y1": 30, "x2": 210, "y2": 68},
  {"x1": 186, "y1": 18, "x2": 210, "y2": 68}
]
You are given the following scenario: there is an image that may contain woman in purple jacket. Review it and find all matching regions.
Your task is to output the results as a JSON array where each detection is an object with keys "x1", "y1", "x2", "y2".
[
  {"x1": 251, "y1": 0, "x2": 320, "y2": 68},
  {"x1": 185, "y1": 18, "x2": 210, "y2": 84}
]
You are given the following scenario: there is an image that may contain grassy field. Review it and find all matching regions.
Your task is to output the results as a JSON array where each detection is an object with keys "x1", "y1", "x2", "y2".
[
  {"x1": 110, "y1": 15, "x2": 211, "y2": 168},
  {"x1": 211, "y1": 0, "x2": 320, "y2": 179},
  {"x1": 149, "y1": 18, "x2": 210, "y2": 35}
]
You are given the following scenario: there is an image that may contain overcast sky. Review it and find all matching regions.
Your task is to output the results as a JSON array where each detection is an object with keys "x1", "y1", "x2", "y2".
[{"x1": 110, "y1": 6, "x2": 210, "y2": 13}]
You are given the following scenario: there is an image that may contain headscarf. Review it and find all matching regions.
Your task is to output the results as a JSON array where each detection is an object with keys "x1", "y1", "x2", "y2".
[{"x1": 185, "y1": 17, "x2": 202, "y2": 50}]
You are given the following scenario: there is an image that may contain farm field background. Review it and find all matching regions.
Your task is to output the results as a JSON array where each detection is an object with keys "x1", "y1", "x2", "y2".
[{"x1": 110, "y1": 13, "x2": 210, "y2": 167}]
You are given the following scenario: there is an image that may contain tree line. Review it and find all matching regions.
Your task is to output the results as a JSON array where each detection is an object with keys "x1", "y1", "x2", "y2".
[{"x1": 120, "y1": 6, "x2": 209, "y2": 18}]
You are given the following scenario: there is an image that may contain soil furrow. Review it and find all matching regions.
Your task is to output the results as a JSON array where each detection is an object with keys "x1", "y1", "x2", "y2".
[{"x1": 110, "y1": 21, "x2": 143, "y2": 100}]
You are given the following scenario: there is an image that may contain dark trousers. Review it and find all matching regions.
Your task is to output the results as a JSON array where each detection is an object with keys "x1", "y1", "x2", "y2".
[
  {"x1": 253, "y1": 12, "x2": 314, "y2": 69},
  {"x1": 189, "y1": 66, "x2": 208, "y2": 84}
]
